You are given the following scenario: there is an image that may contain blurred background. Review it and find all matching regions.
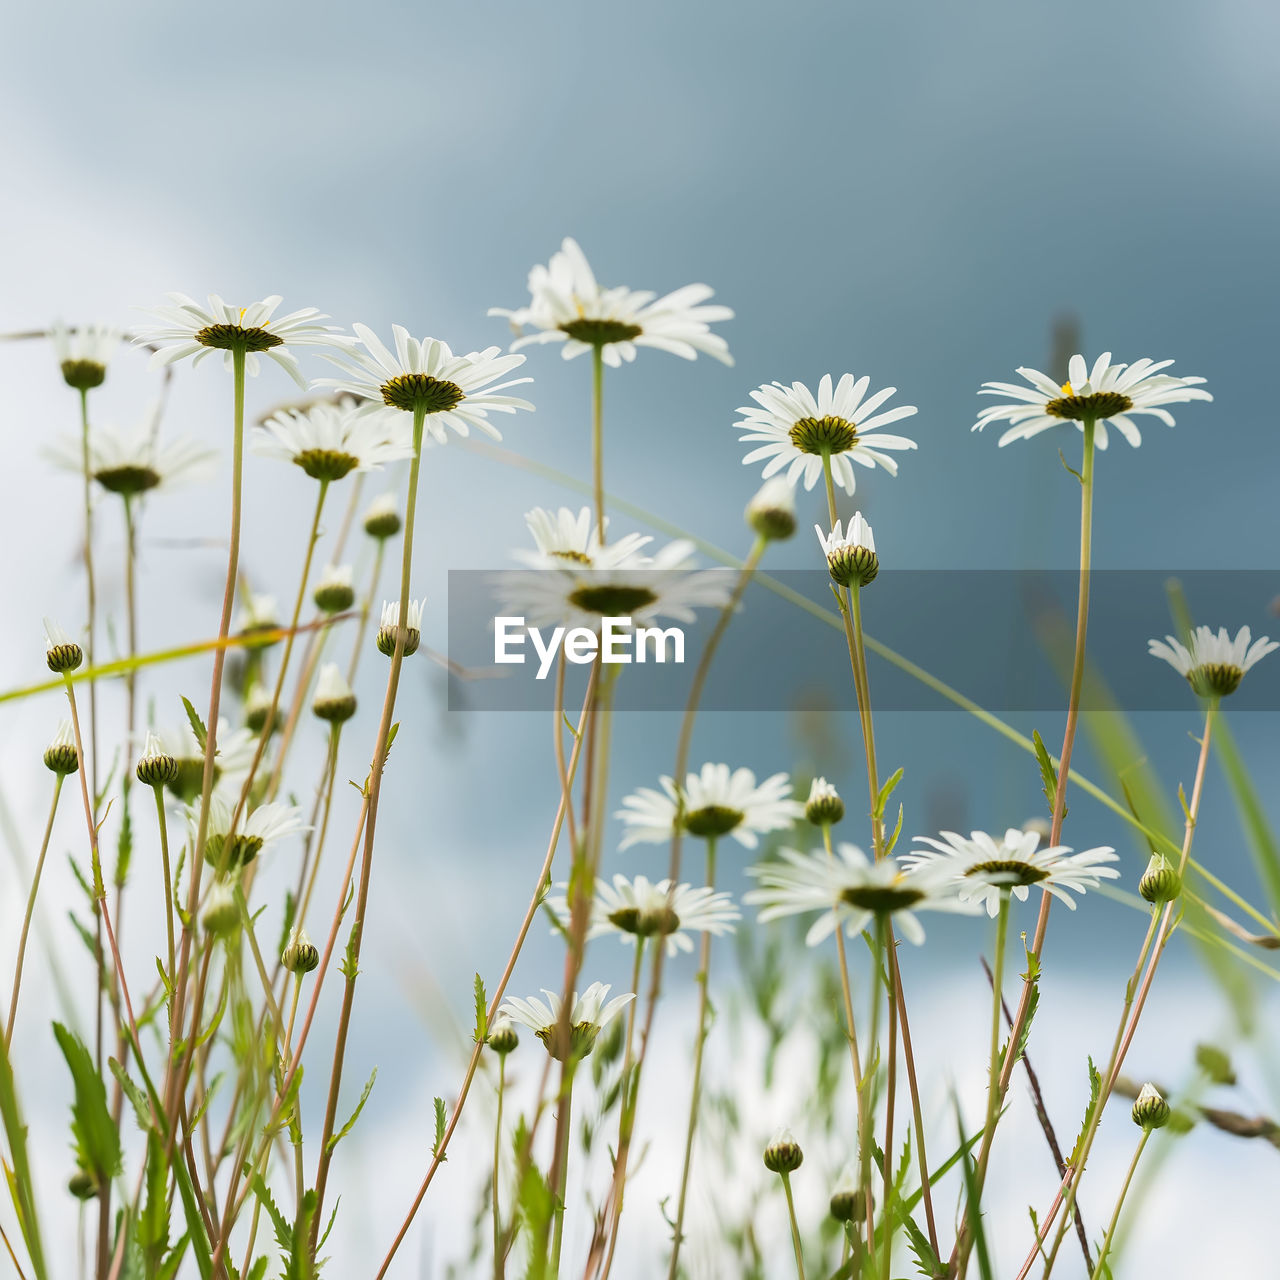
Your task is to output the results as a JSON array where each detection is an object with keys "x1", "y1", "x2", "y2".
[{"x1": 1, "y1": 0, "x2": 1277, "y2": 1275}]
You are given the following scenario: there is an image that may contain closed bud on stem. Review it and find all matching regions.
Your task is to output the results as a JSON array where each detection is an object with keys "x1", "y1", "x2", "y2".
[
  {"x1": 376, "y1": 599, "x2": 423, "y2": 658},
  {"x1": 1139, "y1": 852, "x2": 1180, "y2": 904},
  {"x1": 281, "y1": 928, "x2": 319, "y2": 975},
  {"x1": 829, "y1": 1184, "x2": 864, "y2": 1223},
  {"x1": 763, "y1": 1128, "x2": 804, "y2": 1174},
  {"x1": 805, "y1": 777, "x2": 844, "y2": 826},
  {"x1": 313, "y1": 563, "x2": 355, "y2": 614},
  {"x1": 67, "y1": 1170, "x2": 98, "y2": 1200},
  {"x1": 487, "y1": 1017, "x2": 519, "y2": 1056},
  {"x1": 312, "y1": 663, "x2": 357, "y2": 723},
  {"x1": 44, "y1": 618, "x2": 83, "y2": 673},
  {"x1": 43, "y1": 721, "x2": 80, "y2": 775},
  {"x1": 135, "y1": 731, "x2": 178, "y2": 787},
  {"x1": 1132, "y1": 1082, "x2": 1171, "y2": 1130},
  {"x1": 244, "y1": 686, "x2": 278, "y2": 736},
  {"x1": 201, "y1": 881, "x2": 240, "y2": 938},
  {"x1": 816, "y1": 515, "x2": 878, "y2": 588},
  {"x1": 746, "y1": 477, "x2": 797, "y2": 541},
  {"x1": 363, "y1": 494, "x2": 402, "y2": 540}
]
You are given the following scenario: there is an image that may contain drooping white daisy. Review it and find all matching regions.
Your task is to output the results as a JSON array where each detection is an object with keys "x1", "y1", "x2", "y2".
[
  {"x1": 901, "y1": 828, "x2": 1119, "y2": 917},
  {"x1": 134, "y1": 294, "x2": 347, "y2": 388},
  {"x1": 815, "y1": 513, "x2": 879, "y2": 588},
  {"x1": 499, "y1": 981, "x2": 635, "y2": 1061},
  {"x1": 1148, "y1": 625, "x2": 1278, "y2": 698},
  {"x1": 158, "y1": 718, "x2": 255, "y2": 804},
  {"x1": 194, "y1": 793, "x2": 308, "y2": 871},
  {"x1": 617, "y1": 763, "x2": 802, "y2": 850},
  {"x1": 744, "y1": 842, "x2": 976, "y2": 946},
  {"x1": 974, "y1": 353, "x2": 1211, "y2": 449},
  {"x1": 362, "y1": 493, "x2": 401, "y2": 539},
  {"x1": 546, "y1": 874, "x2": 740, "y2": 956},
  {"x1": 804, "y1": 777, "x2": 845, "y2": 826},
  {"x1": 311, "y1": 662, "x2": 357, "y2": 723},
  {"x1": 489, "y1": 237, "x2": 733, "y2": 368},
  {"x1": 512, "y1": 506, "x2": 653, "y2": 571},
  {"x1": 47, "y1": 417, "x2": 214, "y2": 496},
  {"x1": 500, "y1": 523, "x2": 731, "y2": 632},
  {"x1": 253, "y1": 400, "x2": 414, "y2": 482},
  {"x1": 316, "y1": 325, "x2": 533, "y2": 443},
  {"x1": 737, "y1": 374, "x2": 918, "y2": 496},
  {"x1": 50, "y1": 319, "x2": 121, "y2": 390},
  {"x1": 235, "y1": 593, "x2": 279, "y2": 638},
  {"x1": 376, "y1": 599, "x2": 425, "y2": 657}
]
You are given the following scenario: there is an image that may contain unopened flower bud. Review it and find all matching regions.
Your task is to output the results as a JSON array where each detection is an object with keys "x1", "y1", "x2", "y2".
[
  {"x1": 763, "y1": 1128, "x2": 804, "y2": 1174},
  {"x1": 44, "y1": 618, "x2": 83, "y2": 673},
  {"x1": 363, "y1": 494, "x2": 402, "y2": 540},
  {"x1": 746, "y1": 478, "x2": 797, "y2": 542},
  {"x1": 1132, "y1": 1082, "x2": 1171, "y2": 1130},
  {"x1": 44, "y1": 721, "x2": 80, "y2": 775},
  {"x1": 313, "y1": 564, "x2": 356, "y2": 614},
  {"x1": 281, "y1": 928, "x2": 319, "y2": 975},
  {"x1": 244, "y1": 686, "x2": 278, "y2": 735},
  {"x1": 829, "y1": 1171, "x2": 864, "y2": 1223},
  {"x1": 67, "y1": 1169, "x2": 98, "y2": 1200},
  {"x1": 135, "y1": 731, "x2": 178, "y2": 786},
  {"x1": 805, "y1": 777, "x2": 844, "y2": 826},
  {"x1": 236, "y1": 594, "x2": 280, "y2": 648},
  {"x1": 487, "y1": 1017, "x2": 519, "y2": 1056},
  {"x1": 312, "y1": 663, "x2": 357, "y2": 724},
  {"x1": 201, "y1": 882, "x2": 240, "y2": 937},
  {"x1": 1139, "y1": 852, "x2": 1180, "y2": 904},
  {"x1": 816, "y1": 515, "x2": 878, "y2": 589},
  {"x1": 376, "y1": 599, "x2": 422, "y2": 658}
]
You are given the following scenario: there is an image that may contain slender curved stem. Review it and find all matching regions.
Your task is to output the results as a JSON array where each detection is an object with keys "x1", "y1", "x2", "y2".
[
  {"x1": 492, "y1": 1055, "x2": 507, "y2": 1280},
  {"x1": 666, "y1": 837, "x2": 718, "y2": 1280},
  {"x1": 780, "y1": 1170, "x2": 807, "y2": 1280},
  {"x1": 1090, "y1": 1129, "x2": 1149, "y2": 1278},
  {"x1": 591, "y1": 346, "x2": 605, "y2": 541},
  {"x1": 5, "y1": 777, "x2": 64, "y2": 1046},
  {"x1": 549, "y1": 1080, "x2": 575, "y2": 1277},
  {"x1": 153, "y1": 784, "x2": 175, "y2": 991}
]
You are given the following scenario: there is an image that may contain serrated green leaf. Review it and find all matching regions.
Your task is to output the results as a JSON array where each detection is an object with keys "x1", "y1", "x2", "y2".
[
  {"x1": 473, "y1": 973, "x2": 488, "y2": 1044},
  {"x1": 433, "y1": 1096, "x2": 448, "y2": 1160},
  {"x1": 53, "y1": 1022, "x2": 122, "y2": 1182},
  {"x1": 1068, "y1": 1057, "x2": 1102, "y2": 1167},
  {"x1": 873, "y1": 767, "x2": 904, "y2": 821},
  {"x1": 0, "y1": 1029, "x2": 49, "y2": 1280},
  {"x1": 326, "y1": 1068, "x2": 376, "y2": 1154},
  {"x1": 180, "y1": 697, "x2": 208, "y2": 753}
]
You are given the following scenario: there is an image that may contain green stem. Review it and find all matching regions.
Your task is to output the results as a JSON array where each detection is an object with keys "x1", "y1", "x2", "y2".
[
  {"x1": 780, "y1": 1171, "x2": 807, "y2": 1280},
  {"x1": 666, "y1": 837, "x2": 718, "y2": 1280},
  {"x1": 860, "y1": 918, "x2": 885, "y2": 1264},
  {"x1": 153, "y1": 785, "x2": 176, "y2": 997},
  {"x1": 1091, "y1": 1129, "x2": 1150, "y2": 1277},
  {"x1": 492, "y1": 1056, "x2": 507, "y2": 1280},
  {"x1": 591, "y1": 344, "x2": 605, "y2": 541},
  {"x1": 549, "y1": 1077, "x2": 575, "y2": 1278},
  {"x1": 984, "y1": 897, "x2": 1011, "y2": 1147},
  {"x1": 5, "y1": 776, "x2": 64, "y2": 1046},
  {"x1": 76, "y1": 386, "x2": 99, "y2": 818}
]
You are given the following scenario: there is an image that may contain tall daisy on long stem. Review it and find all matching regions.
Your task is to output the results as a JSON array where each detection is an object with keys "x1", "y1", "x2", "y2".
[
  {"x1": 307, "y1": 326, "x2": 532, "y2": 1251},
  {"x1": 955, "y1": 352, "x2": 1210, "y2": 1273}
]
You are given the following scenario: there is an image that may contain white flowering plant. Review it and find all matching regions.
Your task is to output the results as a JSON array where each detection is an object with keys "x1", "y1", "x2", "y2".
[{"x1": 0, "y1": 259, "x2": 1275, "y2": 1280}]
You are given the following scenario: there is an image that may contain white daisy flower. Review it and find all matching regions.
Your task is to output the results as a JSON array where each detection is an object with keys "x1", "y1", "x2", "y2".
[
  {"x1": 500, "y1": 522, "x2": 730, "y2": 632},
  {"x1": 235, "y1": 593, "x2": 279, "y2": 637},
  {"x1": 362, "y1": 493, "x2": 401, "y2": 539},
  {"x1": 1148, "y1": 625, "x2": 1278, "y2": 698},
  {"x1": 47, "y1": 415, "x2": 214, "y2": 496},
  {"x1": 50, "y1": 319, "x2": 120, "y2": 390},
  {"x1": 804, "y1": 777, "x2": 845, "y2": 826},
  {"x1": 376, "y1": 599, "x2": 425, "y2": 657},
  {"x1": 512, "y1": 506, "x2": 653, "y2": 571},
  {"x1": 313, "y1": 563, "x2": 356, "y2": 613},
  {"x1": 158, "y1": 718, "x2": 255, "y2": 803},
  {"x1": 489, "y1": 237, "x2": 733, "y2": 368},
  {"x1": 133, "y1": 294, "x2": 348, "y2": 388},
  {"x1": 744, "y1": 842, "x2": 976, "y2": 947},
  {"x1": 193, "y1": 793, "x2": 308, "y2": 871},
  {"x1": 546, "y1": 874, "x2": 740, "y2": 956},
  {"x1": 974, "y1": 352, "x2": 1211, "y2": 449},
  {"x1": 253, "y1": 400, "x2": 414, "y2": 482},
  {"x1": 617, "y1": 763, "x2": 802, "y2": 850},
  {"x1": 312, "y1": 662, "x2": 357, "y2": 723},
  {"x1": 499, "y1": 981, "x2": 635, "y2": 1061},
  {"x1": 901, "y1": 828, "x2": 1119, "y2": 917},
  {"x1": 316, "y1": 325, "x2": 533, "y2": 443},
  {"x1": 815, "y1": 513, "x2": 879, "y2": 588},
  {"x1": 737, "y1": 374, "x2": 918, "y2": 496}
]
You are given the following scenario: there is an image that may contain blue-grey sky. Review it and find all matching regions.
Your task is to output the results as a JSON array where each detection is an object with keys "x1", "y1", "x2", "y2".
[{"x1": 2, "y1": 1, "x2": 1278, "y2": 1275}]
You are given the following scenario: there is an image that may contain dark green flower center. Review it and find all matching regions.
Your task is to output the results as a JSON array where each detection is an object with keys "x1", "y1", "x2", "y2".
[
  {"x1": 1043, "y1": 390, "x2": 1132, "y2": 421},
  {"x1": 1188, "y1": 663, "x2": 1243, "y2": 698},
  {"x1": 379, "y1": 374, "x2": 465, "y2": 413},
  {"x1": 567, "y1": 584, "x2": 658, "y2": 615},
  {"x1": 294, "y1": 448, "x2": 360, "y2": 482},
  {"x1": 61, "y1": 359, "x2": 106, "y2": 391},
  {"x1": 560, "y1": 318, "x2": 643, "y2": 346},
  {"x1": 95, "y1": 465, "x2": 161, "y2": 496},
  {"x1": 840, "y1": 883, "x2": 925, "y2": 912},
  {"x1": 826, "y1": 546, "x2": 878, "y2": 588},
  {"x1": 684, "y1": 805, "x2": 744, "y2": 839},
  {"x1": 965, "y1": 859, "x2": 1048, "y2": 887},
  {"x1": 789, "y1": 415, "x2": 858, "y2": 455},
  {"x1": 194, "y1": 323, "x2": 284, "y2": 353},
  {"x1": 609, "y1": 905, "x2": 680, "y2": 937}
]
